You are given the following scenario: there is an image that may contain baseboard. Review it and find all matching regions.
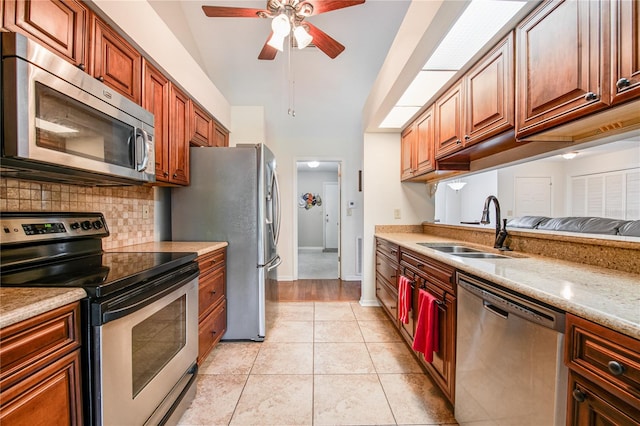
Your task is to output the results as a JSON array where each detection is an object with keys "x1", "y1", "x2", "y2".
[
  {"x1": 276, "y1": 275, "x2": 294, "y2": 281},
  {"x1": 298, "y1": 247, "x2": 323, "y2": 253},
  {"x1": 359, "y1": 298, "x2": 380, "y2": 307},
  {"x1": 342, "y1": 275, "x2": 362, "y2": 281}
]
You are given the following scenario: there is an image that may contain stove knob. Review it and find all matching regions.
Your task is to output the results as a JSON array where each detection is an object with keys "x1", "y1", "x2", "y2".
[
  {"x1": 70, "y1": 222, "x2": 80, "y2": 230},
  {"x1": 92, "y1": 220, "x2": 104, "y2": 230},
  {"x1": 81, "y1": 220, "x2": 92, "y2": 230}
]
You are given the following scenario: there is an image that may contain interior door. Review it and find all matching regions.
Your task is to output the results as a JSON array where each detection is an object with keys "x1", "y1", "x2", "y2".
[{"x1": 323, "y1": 182, "x2": 339, "y2": 250}]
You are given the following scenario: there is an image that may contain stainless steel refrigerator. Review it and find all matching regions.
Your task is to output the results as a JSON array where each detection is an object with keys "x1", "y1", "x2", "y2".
[{"x1": 171, "y1": 144, "x2": 281, "y2": 341}]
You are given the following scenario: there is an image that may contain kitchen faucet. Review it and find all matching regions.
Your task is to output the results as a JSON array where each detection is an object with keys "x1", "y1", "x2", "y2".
[{"x1": 481, "y1": 195, "x2": 508, "y2": 249}]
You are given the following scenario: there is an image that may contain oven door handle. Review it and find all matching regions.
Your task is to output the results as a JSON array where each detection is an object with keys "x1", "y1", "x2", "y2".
[{"x1": 98, "y1": 266, "x2": 198, "y2": 324}]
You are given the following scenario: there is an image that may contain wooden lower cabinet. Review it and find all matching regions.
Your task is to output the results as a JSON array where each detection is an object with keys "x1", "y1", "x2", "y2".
[
  {"x1": 0, "y1": 302, "x2": 83, "y2": 425},
  {"x1": 565, "y1": 313, "x2": 640, "y2": 425},
  {"x1": 197, "y1": 248, "x2": 227, "y2": 364},
  {"x1": 375, "y1": 238, "x2": 399, "y2": 321}
]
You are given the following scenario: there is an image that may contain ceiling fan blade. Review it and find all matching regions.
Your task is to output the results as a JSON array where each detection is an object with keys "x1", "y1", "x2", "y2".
[
  {"x1": 305, "y1": 23, "x2": 345, "y2": 59},
  {"x1": 258, "y1": 32, "x2": 278, "y2": 60},
  {"x1": 305, "y1": 0, "x2": 365, "y2": 15},
  {"x1": 202, "y1": 5, "x2": 266, "y2": 18}
]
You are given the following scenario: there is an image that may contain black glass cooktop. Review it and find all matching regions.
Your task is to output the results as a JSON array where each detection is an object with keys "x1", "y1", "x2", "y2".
[{"x1": 0, "y1": 251, "x2": 197, "y2": 298}]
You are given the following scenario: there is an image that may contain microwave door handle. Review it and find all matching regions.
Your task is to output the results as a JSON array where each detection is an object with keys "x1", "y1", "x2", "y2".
[{"x1": 136, "y1": 128, "x2": 150, "y2": 172}]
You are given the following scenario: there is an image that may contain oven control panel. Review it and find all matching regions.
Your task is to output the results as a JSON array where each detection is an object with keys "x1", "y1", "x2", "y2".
[{"x1": 0, "y1": 213, "x2": 109, "y2": 245}]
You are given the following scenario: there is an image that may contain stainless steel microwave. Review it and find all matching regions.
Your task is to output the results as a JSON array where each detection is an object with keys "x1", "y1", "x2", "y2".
[{"x1": 1, "y1": 32, "x2": 155, "y2": 186}]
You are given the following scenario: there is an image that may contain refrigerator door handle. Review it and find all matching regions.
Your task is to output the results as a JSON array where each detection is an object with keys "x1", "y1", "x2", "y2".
[
  {"x1": 266, "y1": 255, "x2": 282, "y2": 271},
  {"x1": 273, "y1": 171, "x2": 282, "y2": 245}
]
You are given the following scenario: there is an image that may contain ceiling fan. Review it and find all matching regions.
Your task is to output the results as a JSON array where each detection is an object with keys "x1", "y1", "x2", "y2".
[{"x1": 202, "y1": 0, "x2": 365, "y2": 60}]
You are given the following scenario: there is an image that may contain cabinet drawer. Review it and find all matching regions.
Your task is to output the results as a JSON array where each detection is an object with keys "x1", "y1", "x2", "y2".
[
  {"x1": 400, "y1": 249, "x2": 454, "y2": 293},
  {"x1": 0, "y1": 303, "x2": 80, "y2": 390},
  {"x1": 566, "y1": 314, "x2": 640, "y2": 403},
  {"x1": 376, "y1": 255, "x2": 398, "y2": 289},
  {"x1": 198, "y1": 302, "x2": 226, "y2": 364},
  {"x1": 197, "y1": 249, "x2": 226, "y2": 275},
  {"x1": 375, "y1": 238, "x2": 399, "y2": 262},
  {"x1": 376, "y1": 277, "x2": 398, "y2": 322},
  {"x1": 198, "y1": 267, "x2": 225, "y2": 319}
]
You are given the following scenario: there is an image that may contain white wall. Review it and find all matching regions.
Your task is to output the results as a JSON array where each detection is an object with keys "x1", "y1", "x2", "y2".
[
  {"x1": 362, "y1": 132, "x2": 434, "y2": 305},
  {"x1": 230, "y1": 106, "x2": 266, "y2": 147},
  {"x1": 298, "y1": 170, "x2": 339, "y2": 248}
]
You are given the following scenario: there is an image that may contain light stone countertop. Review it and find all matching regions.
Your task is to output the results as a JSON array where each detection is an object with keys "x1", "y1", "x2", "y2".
[
  {"x1": 376, "y1": 232, "x2": 640, "y2": 340},
  {"x1": 0, "y1": 287, "x2": 86, "y2": 329},
  {"x1": 0, "y1": 241, "x2": 226, "y2": 329},
  {"x1": 109, "y1": 241, "x2": 228, "y2": 256}
]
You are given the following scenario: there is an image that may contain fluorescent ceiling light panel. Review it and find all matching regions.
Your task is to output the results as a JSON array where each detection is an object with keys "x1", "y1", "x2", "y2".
[
  {"x1": 397, "y1": 70, "x2": 457, "y2": 106},
  {"x1": 424, "y1": 0, "x2": 527, "y2": 70},
  {"x1": 380, "y1": 106, "x2": 421, "y2": 129}
]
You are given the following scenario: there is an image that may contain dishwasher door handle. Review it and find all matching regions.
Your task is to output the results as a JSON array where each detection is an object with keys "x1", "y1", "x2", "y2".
[{"x1": 483, "y1": 301, "x2": 509, "y2": 319}]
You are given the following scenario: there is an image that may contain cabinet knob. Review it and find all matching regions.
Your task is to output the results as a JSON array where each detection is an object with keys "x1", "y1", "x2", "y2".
[
  {"x1": 572, "y1": 389, "x2": 586, "y2": 403},
  {"x1": 78, "y1": 63, "x2": 86, "y2": 71},
  {"x1": 211, "y1": 330, "x2": 217, "y2": 335},
  {"x1": 616, "y1": 78, "x2": 631, "y2": 91},
  {"x1": 455, "y1": 139, "x2": 462, "y2": 145},
  {"x1": 584, "y1": 92, "x2": 598, "y2": 101},
  {"x1": 464, "y1": 135, "x2": 470, "y2": 141},
  {"x1": 210, "y1": 290, "x2": 217, "y2": 295},
  {"x1": 173, "y1": 173, "x2": 178, "y2": 178},
  {"x1": 97, "y1": 76, "x2": 104, "y2": 82},
  {"x1": 607, "y1": 360, "x2": 625, "y2": 376},
  {"x1": 164, "y1": 171, "x2": 169, "y2": 177}
]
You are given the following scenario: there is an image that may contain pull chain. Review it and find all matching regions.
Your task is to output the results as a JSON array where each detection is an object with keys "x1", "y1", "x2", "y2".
[{"x1": 287, "y1": 36, "x2": 295, "y2": 117}]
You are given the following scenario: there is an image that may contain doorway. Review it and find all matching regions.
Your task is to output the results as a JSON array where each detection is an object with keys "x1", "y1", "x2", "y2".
[{"x1": 296, "y1": 161, "x2": 340, "y2": 279}]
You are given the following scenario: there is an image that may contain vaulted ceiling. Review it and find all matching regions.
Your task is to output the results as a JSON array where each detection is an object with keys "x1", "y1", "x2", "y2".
[{"x1": 148, "y1": 0, "x2": 412, "y2": 146}]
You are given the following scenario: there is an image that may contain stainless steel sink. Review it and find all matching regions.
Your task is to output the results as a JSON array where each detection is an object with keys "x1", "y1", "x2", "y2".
[{"x1": 417, "y1": 242, "x2": 512, "y2": 259}]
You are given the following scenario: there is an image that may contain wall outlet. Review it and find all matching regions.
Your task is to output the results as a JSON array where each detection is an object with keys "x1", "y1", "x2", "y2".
[
  {"x1": 142, "y1": 205, "x2": 150, "y2": 219},
  {"x1": 394, "y1": 208, "x2": 401, "y2": 219}
]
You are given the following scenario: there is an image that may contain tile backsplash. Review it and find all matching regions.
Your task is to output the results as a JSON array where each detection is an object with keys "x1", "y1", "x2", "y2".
[{"x1": 0, "y1": 178, "x2": 155, "y2": 250}]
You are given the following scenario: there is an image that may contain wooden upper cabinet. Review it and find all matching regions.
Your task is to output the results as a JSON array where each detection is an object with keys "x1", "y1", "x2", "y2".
[
  {"x1": 400, "y1": 124, "x2": 416, "y2": 180},
  {"x1": 435, "y1": 80, "x2": 464, "y2": 159},
  {"x1": 91, "y1": 15, "x2": 141, "y2": 104},
  {"x1": 213, "y1": 124, "x2": 229, "y2": 147},
  {"x1": 190, "y1": 102, "x2": 214, "y2": 147},
  {"x1": 516, "y1": 0, "x2": 609, "y2": 139},
  {"x1": 3, "y1": 0, "x2": 89, "y2": 69},
  {"x1": 142, "y1": 60, "x2": 170, "y2": 182},
  {"x1": 611, "y1": 0, "x2": 640, "y2": 105},
  {"x1": 415, "y1": 106, "x2": 435, "y2": 174},
  {"x1": 464, "y1": 32, "x2": 514, "y2": 146},
  {"x1": 169, "y1": 83, "x2": 190, "y2": 185}
]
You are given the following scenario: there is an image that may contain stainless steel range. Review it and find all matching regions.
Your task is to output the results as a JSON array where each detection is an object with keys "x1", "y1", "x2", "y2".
[{"x1": 0, "y1": 212, "x2": 199, "y2": 426}]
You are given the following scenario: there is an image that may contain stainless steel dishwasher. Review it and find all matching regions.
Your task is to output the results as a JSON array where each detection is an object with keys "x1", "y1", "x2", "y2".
[{"x1": 455, "y1": 273, "x2": 567, "y2": 426}]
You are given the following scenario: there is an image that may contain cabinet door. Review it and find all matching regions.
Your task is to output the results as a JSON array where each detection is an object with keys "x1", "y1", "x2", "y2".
[
  {"x1": 568, "y1": 372, "x2": 640, "y2": 426},
  {"x1": 142, "y1": 60, "x2": 170, "y2": 182},
  {"x1": 415, "y1": 106, "x2": 435, "y2": 174},
  {"x1": 91, "y1": 16, "x2": 142, "y2": 104},
  {"x1": 0, "y1": 350, "x2": 83, "y2": 425},
  {"x1": 435, "y1": 80, "x2": 464, "y2": 159},
  {"x1": 400, "y1": 124, "x2": 416, "y2": 180},
  {"x1": 190, "y1": 102, "x2": 213, "y2": 147},
  {"x1": 213, "y1": 124, "x2": 229, "y2": 147},
  {"x1": 418, "y1": 282, "x2": 456, "y2": 404},
  {"x1": 611, "y1": 0, "x2": 640, "y2": 105},
  {"x1": 464, "y1": 32, "x2": 514, "y2": 146},
  {"x1": 3, "y1": 0, "x2": 89, "y2": 69},
  {"x1": 516, "y1": 0, "x2": 608, "y2": 139},
  {"x1": 169, "y1": 83, "x2": 190, "y2": 185}
]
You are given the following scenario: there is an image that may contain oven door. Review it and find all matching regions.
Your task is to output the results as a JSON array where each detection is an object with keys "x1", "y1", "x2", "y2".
[{"x1": 95, "y1": 268, "x2": 198, "y2": 426}]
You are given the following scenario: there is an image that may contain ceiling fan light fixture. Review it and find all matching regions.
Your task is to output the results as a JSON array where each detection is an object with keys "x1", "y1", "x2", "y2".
[
  {"x1": 293, "y1": 25, "x2": 313, "y2": 49},
  {"x1": 267, "y1": 33, "x2": 286, "y2": 51},
  {"x1": 271, "y1": 13, "x2": 291, "y2": 36}
]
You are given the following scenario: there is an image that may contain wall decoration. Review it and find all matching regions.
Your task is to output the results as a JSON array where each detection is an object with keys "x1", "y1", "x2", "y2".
[{"x1": 299, "y1": 193, "x2": 322, "y2": 210}]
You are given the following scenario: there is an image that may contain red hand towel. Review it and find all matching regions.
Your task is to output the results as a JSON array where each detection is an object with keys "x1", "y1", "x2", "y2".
[
  {"x1": 397, "y1": 275, "x2": 412, "y2": 324},
  {"x1": 412, "y1": 289, "x2": 439, "y2": 363}
]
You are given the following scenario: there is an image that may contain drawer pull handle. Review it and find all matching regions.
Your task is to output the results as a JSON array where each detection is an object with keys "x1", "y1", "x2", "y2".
[
  {"x1": 391, "y1": 249, "x2": 397, "y2": 254},
  {"x1": 390, "y1": 275, "x2": 397, "y2": 279},
  {"x1": 616, "y1": 78, "x2": 631, "y2": 91},
  {"x1": 607, "y1": 361, "x2": 625, "y2": 376},
  {"x1": 572, "y1": 389, "x2": 586, "y2": 403},
  {"x1": 584, "y1": 92, "x2": 598, "y2": 101},
  {"x1": 417, "y1": 263, "x2": 424, "y2": 268}
]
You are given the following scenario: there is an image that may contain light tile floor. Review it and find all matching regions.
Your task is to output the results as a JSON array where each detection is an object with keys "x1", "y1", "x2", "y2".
[{"x1": 178, "y1": 301, "x2": 458, "y2": 425}]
